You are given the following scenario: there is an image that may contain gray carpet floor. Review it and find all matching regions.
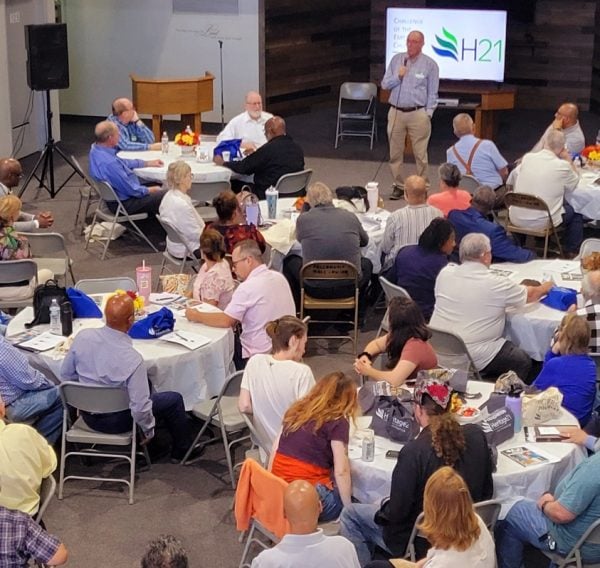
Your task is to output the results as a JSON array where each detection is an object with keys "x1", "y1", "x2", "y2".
[{"x1": 16, "y1": 105, "x2": 599, "y2": 567}]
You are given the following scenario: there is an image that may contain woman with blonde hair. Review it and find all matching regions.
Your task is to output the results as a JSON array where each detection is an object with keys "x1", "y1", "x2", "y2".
[
  {"x1": 532, "y1": 312, "x2": 596, "y2": 426},
  {"x1": 158, "y1": 160, "x2": 205, "y2": 258},
  {"x1": 238, "y1": 316, "x2": 315, "y2": 448},
  {"x1": 270, "y1": 371, "x2": 358, "y2": 521},
  {"x1": 191, "y1": 229, "x2": 234, "y2": 309}
]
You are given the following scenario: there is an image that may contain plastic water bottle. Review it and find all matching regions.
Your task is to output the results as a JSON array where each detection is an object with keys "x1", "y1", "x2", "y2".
[
  {"x1": 505, "y1": 386, "x2": 523, "y2": 434},
  {"x1": 49, "y1": 299, "x2": 61, "y2": 334},
  {"x1": 366, "y1": 182, "x2": 379, "y2": 212},
  {"x1": 265, "y1": 186, "x2": 278, "y2": 219},
  {"x1": 161, "y1": 131, "x2": 169, "y2": 155},
  {"x1": 361, "y1": 429, "x2": 375, "y2": 462}
]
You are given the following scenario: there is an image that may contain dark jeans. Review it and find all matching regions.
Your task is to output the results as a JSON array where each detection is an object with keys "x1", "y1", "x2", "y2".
[
  {"x1": 561, "y1": 201, "x2": 584, "y2": 254},
  {"x1": 283, "y1": 254, "x2": 373, "y2": 317},
  {"x1": 481, "y1": 340, "x2": 532, "y2": 383},
  {"x1": 82, "y1": 391, "x2": 191, "y2": 459}
]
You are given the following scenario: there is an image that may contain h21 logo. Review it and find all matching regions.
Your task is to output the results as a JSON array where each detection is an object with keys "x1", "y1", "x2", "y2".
[{"x1": 433, "y1": 27, "x2": 503, "y2": 63}]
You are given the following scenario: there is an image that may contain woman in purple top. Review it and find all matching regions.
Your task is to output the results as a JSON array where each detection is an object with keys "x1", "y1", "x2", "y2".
[{"x1": 393, "y1": 217, "x2": 456, "y2": 321}]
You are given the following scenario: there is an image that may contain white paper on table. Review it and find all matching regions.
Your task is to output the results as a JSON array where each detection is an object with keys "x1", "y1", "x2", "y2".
[
  {"x1": 160, "y1": 330, "x2": 212, "y2": 350},
  {"x1": 14, "y1": 331, "x2": 66, "y2": 352},
  {"x1": 537, "y1": 427, "x2": 561, "y2": 436}
]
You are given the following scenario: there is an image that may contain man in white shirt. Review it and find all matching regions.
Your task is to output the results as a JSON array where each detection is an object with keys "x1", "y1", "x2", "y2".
[
  {"x1": 531, "y1": 102, "x2": 585, "y2": 156},
  {"x1": 430, "y1": 233, "x2": 552, "y2": 381},
  {"x1": 216, "y1": 91, "x2": 273, "y2": 153},
  {"x1": 380, "y1": 174, "x2": 442, "y2": 275},
  {"x1": 511, "y1": 129, "x2": 582, "y2": 256},
  {"x1": 252, "y1": 480, "x2": 360, "y2": 568}
]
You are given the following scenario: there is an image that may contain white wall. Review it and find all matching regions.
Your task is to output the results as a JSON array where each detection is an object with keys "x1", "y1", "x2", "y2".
[{"x1": 59, "y1": 0, "x2": 262, "y2": 123}]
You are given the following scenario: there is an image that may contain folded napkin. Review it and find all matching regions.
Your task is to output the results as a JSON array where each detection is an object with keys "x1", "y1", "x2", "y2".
[
  {"x1": 128, "y1": 307, "x2": 175, "y2": 339},
  {"x1": 66, "y1": 288, "x2": 103, "y2": 318},
  {"x1": 261, "y1": 219, "x2": 297, "y2": 255}
]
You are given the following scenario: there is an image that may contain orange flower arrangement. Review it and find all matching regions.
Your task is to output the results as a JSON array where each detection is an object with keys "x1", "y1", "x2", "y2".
[
  {"x1": 582, "y1": 145, "x2": 600, "y2": 161},
  {"x1": 174, "y1": 126, "x2": 200, "y2": 147}
]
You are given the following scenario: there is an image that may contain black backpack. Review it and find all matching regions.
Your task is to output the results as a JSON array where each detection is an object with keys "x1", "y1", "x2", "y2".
[{"x1": 25, "y1": 279, "x2": 70, "y2": 328}]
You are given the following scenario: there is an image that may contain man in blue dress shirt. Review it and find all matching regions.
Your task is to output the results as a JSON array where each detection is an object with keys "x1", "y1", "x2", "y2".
[
  {"x1": 382, "y1": 30, "x2": 439, "y2": 200},
  {"x1": 107, "y1": 97, "x2": 161, "y2": 152}
]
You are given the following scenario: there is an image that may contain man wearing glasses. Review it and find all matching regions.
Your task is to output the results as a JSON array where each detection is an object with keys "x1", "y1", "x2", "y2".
[
  {"x1": 186, "y1": 239, "x2": 295, "y2": 369},
  {"x1": 107, "y1": 97, "x2": 161, "y2": 152},
  {"x1": 0, "y1": 158, "x2": 53, "y2": 230}
]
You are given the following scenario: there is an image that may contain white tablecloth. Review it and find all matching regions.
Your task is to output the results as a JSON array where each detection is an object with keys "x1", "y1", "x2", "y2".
[
  {"x1": 6, "y1": 302, "x2": 235, "y2": 411},
  {"x1": 489, "y1": 259, "x2": 581, "y2": 360},
  {"x1": 258, "y1": 197, "x2": 389, "y2": 274},
  {"x1": 118, "y1": 141, "x2": 231, "y2": 184},
  {"x1": 350, "y1": 381, "x2": 586, "y2": 517}
]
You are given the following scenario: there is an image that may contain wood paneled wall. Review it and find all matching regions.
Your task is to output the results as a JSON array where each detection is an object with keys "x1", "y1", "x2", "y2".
[
  {"x1": 370, "y1": 0, "x2": 598, "y2": 111},
  {"x1": 264, "y1": 0, "x2": 371, "y2": 115}
]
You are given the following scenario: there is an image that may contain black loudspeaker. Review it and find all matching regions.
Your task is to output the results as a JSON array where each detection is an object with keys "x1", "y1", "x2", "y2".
[{"x1": 25, "y1": 23, "x2": 69, "y2": 91}]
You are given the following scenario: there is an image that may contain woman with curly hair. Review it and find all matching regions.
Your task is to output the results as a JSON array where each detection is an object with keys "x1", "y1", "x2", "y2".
[
  {"x1": 270, "y1": 371, "x2": 358, "y2": 522},
  {"x1": 340, "y1": 378, "x2": 493, "y2": 566},
  {"x1": 354, "y1": 296, "x2": 437, "y2": 387}
]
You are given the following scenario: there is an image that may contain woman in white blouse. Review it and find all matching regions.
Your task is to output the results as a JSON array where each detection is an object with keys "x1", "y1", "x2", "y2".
[{"x1": 158, "y1": 160, "x2": 205, "y2": 258}]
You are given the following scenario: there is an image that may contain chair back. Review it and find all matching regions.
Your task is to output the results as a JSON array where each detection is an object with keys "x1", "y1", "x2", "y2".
[
  {"x1": 460, "y1": 174, "x2": 480, "y2": 195},
  {"x1": 0, "y1": 259, "x2": 37, "y2": 285},
  {"x1": 301, "y1": 260, "x2": 358, "y2": 284},
  {"x1": 35, "y1": 475, "x2": 56, "y2": 524},
  {"x1": 429, "y1": 325, "x2": 482, "y2": 380},
  {"x1": 188, "y1": 180, "x2": 231, "y2": 205},
  {"x1": 576, "y1": 238, "x2": 600, "y2": 260},
  {"x1": 75, "y1": 277, "x2": 137, "y2": 294},
  {"x1": 222, "y1": 370, "x2": 244, "y2": 398},
  {"x1": 506, "y1": 192, "x2": 553, "y2": 225},
  {"x1": 241, "y1": 413, "x2": 272, "y2": 464},
  {"x1": 59, "y1": 381, "x2": 131, "y2": 414},
  {"x1": 474, "y1": 499, "x2": 501, "y2": 533},
  {"x1": 19, "y1": 232, "x2": 69, "y2": 257},
  {"x1": 405, "y1": 511, "x2": 425, "y2": 561},
  {"x1": 379, "y1": 276, "x2": 411, "y2": 303},
  {"x1": 93, "y1": 180, "x2": 121, "y2": 203},
  {"x1": 156, "y1": 214, "x2": 196, "y2": 257},
  {"x1": 274, "y1": 169, "x2": 313, "y2": 196},
  {"x1": 340, "y1": 82, "x2": 377, "y2": 102},
  {"x1": 71, "y1": 155, "x2": 97, "y2": 189}
]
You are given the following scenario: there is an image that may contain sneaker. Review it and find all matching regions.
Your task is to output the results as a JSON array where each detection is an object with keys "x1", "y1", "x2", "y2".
[{"x1": 390, "y1": 185, "x2": 404, "y2": 200}]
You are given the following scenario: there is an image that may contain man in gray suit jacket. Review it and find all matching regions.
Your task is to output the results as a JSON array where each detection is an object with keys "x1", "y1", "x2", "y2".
[{"x1": 0, "y1": 158, "x2": 53, "y2": 231}]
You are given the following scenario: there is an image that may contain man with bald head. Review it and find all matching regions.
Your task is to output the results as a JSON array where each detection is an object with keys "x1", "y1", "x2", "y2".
[
  {"x1": 217, "y1": 91, "x2": 273, "y2": 153},
  {"x1": 89, "y1": 120, "x2": 166, "y2": 216},
  {"x1": 108, "y1": 97, "x2": 161, "y2": 152},
  {"x1": 251, "y1": 480, "x2": 360, "y2": 567},
  {"x1": 214, "y1": 116, "x2": 304, "y2": 199},
  {"x1": 0, "y1": 158, "x2": 53, "y2": 230},
  {"x1": 532, "y1": 102, "x2": 585, "y2": 155},
  {"x1": 61, "y1": 294, "x2": 192, "y2": 462}
]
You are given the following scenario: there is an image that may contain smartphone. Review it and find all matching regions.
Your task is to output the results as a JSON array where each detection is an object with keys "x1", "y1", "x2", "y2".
[{"x1": 385, "y1": 450, "x2": 400, "y2": 459}]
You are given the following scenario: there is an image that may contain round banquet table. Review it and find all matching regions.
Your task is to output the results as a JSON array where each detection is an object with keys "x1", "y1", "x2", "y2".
[
  {"x1": 349, "y1": 381, "x2": 586, "y2": 518},
  {"x1": 489, "y1": 259, "x2": 581, "y2": 360},
  {"x1": 258, "y1": 197, "x2": 390, "y2": 274},
  {"x1": 118, "y1": 141, "x2": 231, "y2": 184},
  {"x1": 6, "y1": 300, "x2": 235, "y2": 411}
]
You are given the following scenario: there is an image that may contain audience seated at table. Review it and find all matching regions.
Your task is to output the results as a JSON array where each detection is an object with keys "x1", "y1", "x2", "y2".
[
  {"x1": 496, "y1": 449, "x2": 600, "y2": 567},
  {"x1": 392, "y1": 218, "x2": 455, "y2": 321},
  {"x1": 449, "y1": 186, "x2": 535, "y2": 264},
  {"x1": 0, "y1": 505, "x2": 68, "y2": 567},
  {"x1": 532, "y1": 313, "x2": 596, "y2": 427},
  {"x1": 531, "y1": 102, "x2": 585, "y2": 155},
  {"x1": 88, "y1": 120, "x2": 166, "y2": 217},
  {"x1": 107, "y1": 97, "x2": 161, "y2": 152},
  {"x1": 576, "y1": 270, "x2": 600, "y2": 353},
  {"x1": 426, "y1": 163, "x2": 471, "y2": 217},
  {"x1": 159, "y1": 160, "x2": 205, "y2": 259},
  {"x1": 0, "y1": 195, "x2": 54, "y2": 302},
  {"x1": 238, "y1": 316, "x2": 315, "y2": 448},
  {"x1": 340, "y1": 378, "x2": 494, "y2": 566},
  {"x1": 380, "y1": 174, "x2": 442, "y2": 277},
  {"x1": 252, "y1": 480, "x2": 360, "y2": 568},
  {"x1": 0, "y1": 157, "x2": 54, "y2": 230},
  {"x1": 270, "y1": 371, "x2": 357, "y2": 522},
  {"x1": 430, "y1": 233, "x2": 552, "y2": 382},
  {"x1": 141, "y1": 535, "x2": 189, "y2": 568},
  {"x1": 283, "y1": 182, "x2": 372, "y2": 317},
  {"x1": 0, "y1": 335, "x2": 62, "y2": 445},
  {"x1": 186, "y1": 239, "x2": 295, "y2": 369},
  {"x1": 0, "y1": 395, "x2": 57, "y2": 515},
  {"x1": 354, "y1": 297, "x2": 437, "y2": 387},
  {"x1": 61, "y1": 293, "x2": 195, "y2": 463},
  {"x1": 446, "y1": 112, "x2": 509, "y2": 209},
  {"x1": 216, "y1": 91, "x2": 273, "y2": 154},
  {"x1": 191, "y1": 229, "x2": 235, "y2": 309},
  {"x1": 511, "y1": 129, "x2": 582, "y2": 257},
  {"x1": 210, "y1": 190, "x2": 266, "y2": 254},
  {"x1": 364, "y1": 467, "x2": 496, "y2": 568}
]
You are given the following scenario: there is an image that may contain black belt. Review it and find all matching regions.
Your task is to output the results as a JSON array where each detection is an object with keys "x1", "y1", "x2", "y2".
[{"x1": 390, "y1": 105, "x2": 424, "y2": 112}]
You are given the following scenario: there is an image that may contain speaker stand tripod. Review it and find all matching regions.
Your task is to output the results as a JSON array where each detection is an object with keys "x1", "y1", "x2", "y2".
[{"x1": 18, "y1": 89, "x2": 84, "y2": 200}]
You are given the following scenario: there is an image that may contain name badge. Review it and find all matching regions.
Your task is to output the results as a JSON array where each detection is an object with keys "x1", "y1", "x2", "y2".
[{"x1": 415, "y1": 72, "x2": 425, "y2": 79}]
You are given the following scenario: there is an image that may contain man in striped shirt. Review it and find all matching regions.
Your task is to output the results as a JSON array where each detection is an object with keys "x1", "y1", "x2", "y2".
[{"x1": 380, "y1": 175, "x2": 442, "y2": 276}]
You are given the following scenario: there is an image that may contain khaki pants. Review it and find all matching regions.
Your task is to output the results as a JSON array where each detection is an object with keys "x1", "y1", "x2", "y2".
[{"x1": 387, "y1": 107, "x2": 431, "y2": 187}]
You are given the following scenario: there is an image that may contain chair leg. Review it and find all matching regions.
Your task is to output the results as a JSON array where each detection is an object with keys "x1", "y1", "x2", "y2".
[
  {"x1": 101, "y1": 215, "x2": 118, "y2": 260},
  {"x1": 129, "y1": 430, "x2": 136, "y2": 505},
  {"x1": 239, "y1": 521, "x2": 257, "y2": 568},
  {"x1": 221, "y1": 422, "x2": 237, "y2": 490},
  {"x1": 543, "y1": 231, "x2": 549, "y2": 259},
  {"x1": 58, "y1": 413, "x2": 67, "y2": 500},
  {"x1": 180, "y1": 415, "x2": 214, "y2": 464},
  {"x1": 553, "y1": 228, "x2": 564, "y2": 257},
  {"x1": 128, "y1": 219, "x2": 159, "y2": 253},
  {"x1": 84, "y1": 212, "x2": 99, "y2": 251}
]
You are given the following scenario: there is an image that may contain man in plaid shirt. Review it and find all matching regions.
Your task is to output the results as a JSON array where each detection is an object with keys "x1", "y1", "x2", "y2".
[{"x1": 576, "y1": 270, "x2": 600, "y2": 353}]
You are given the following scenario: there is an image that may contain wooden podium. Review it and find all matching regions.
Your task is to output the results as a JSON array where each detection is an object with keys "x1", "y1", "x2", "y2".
[{"x1": 130, "y1": 73, "x2": 215, "y2": 139}]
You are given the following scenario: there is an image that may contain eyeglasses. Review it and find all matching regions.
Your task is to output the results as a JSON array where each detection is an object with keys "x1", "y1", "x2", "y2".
[{"x1": 231, "y1": 256, "x2": 249, "y2": 267}]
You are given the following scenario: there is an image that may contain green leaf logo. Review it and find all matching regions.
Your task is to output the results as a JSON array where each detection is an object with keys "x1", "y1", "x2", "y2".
[{"x1": 433, "y1": 28, "x2": 459, "y2": 61}]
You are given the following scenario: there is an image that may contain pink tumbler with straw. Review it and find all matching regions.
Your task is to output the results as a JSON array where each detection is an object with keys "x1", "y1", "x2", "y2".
[{"x1": 136, "y1": 261, "x2": 152, "y2": 303}]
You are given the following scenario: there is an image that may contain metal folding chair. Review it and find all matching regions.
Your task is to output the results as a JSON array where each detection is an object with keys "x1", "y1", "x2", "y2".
[
  {"x1": 75, "y1": 277, "x2": 136, "y2": 294},
  {"x1": 335, "y1": 82, "x2": 378, "y2": 149},
  {"x1": 19, "y1": 232, "x2": 76, "y2": 285},
  {"x1": 274, "y1": 169, "x2": 313, "y2": 197},
  {"x1": 0, "y1": 259, "x2": 38, "y2": 310},
  {"x1": 543, "y1": 517, "x2": 600, "y2": 567},
  {"x1": 155, "y1": 214, "x2": 201, "y2": 277},
  {"x1": 428, "y1": 325, "x2": 483, "y2": 381},
  {"x1": 460, "y1": 174, "x2": 480, "y2": 195},
  {"x1": 377, "y1": 276, "x2": 411, "y2": 337}
]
